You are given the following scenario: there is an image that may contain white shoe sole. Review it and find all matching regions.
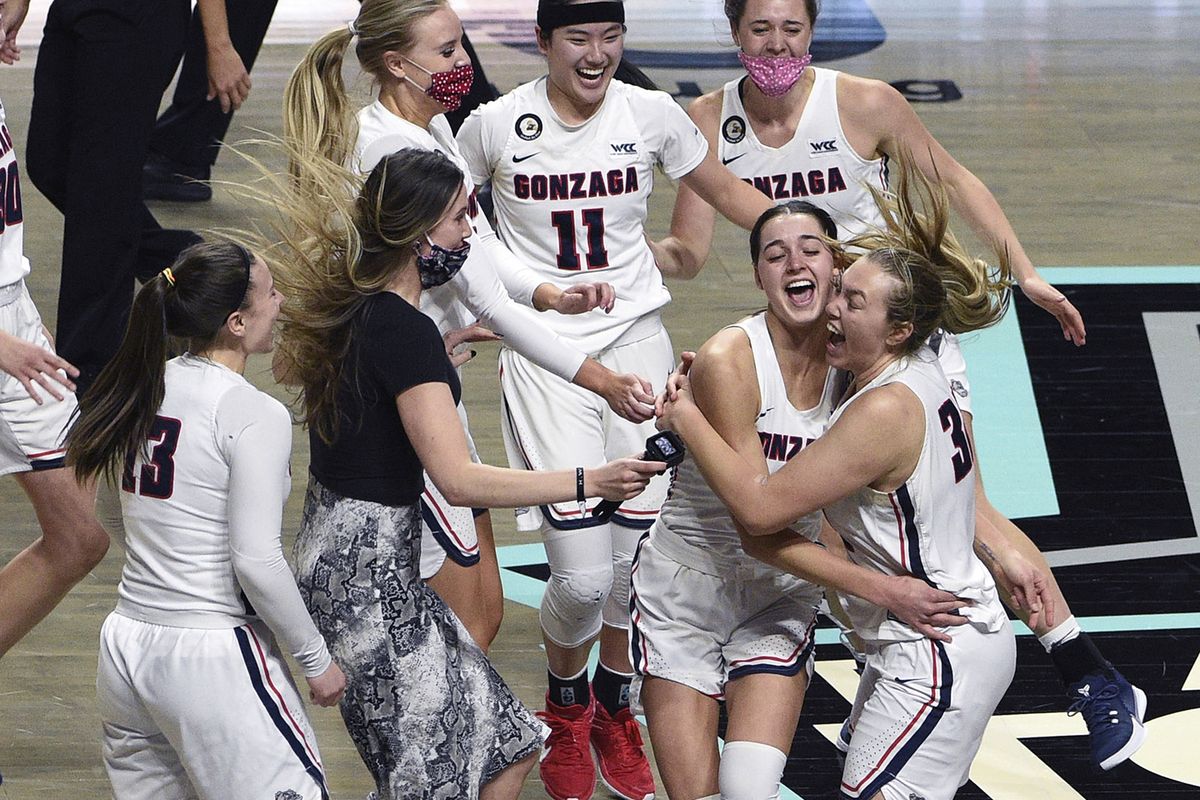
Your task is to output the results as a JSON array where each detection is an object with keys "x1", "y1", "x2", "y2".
[{"x1": 1098, "y1": 685, "x2": 1148, "y2": 771}]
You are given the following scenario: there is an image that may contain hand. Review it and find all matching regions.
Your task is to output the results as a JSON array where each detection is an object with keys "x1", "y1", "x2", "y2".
[
  {"x1": 880, "y1": 575, "x2": 972, "y2": 642},
  {"x1": 992, "y1": 547, "x2": 1055, "y2": 631},
  {"x1": 657, "y1": 352, "x2": 695, "y2": 411},
  {"x1": 306, "y1": 661, "x2": 346, "y2": 707},
  {"x1": 0, "y1": 0, "x2": 30, "y2": 64},
  {"x1": 1019, "y1": 275, "x2": 1085, "y2": 346},
  {"x1": 586, "y1": 457, "x2": 668, "y2": 501},
  {"x1": 206, "y1": 41, "x2": 251, "y2": 113},
  {"x1": 442, "y1": 320, "x2": 502, "y2": 368},
  {"x1": 552, "y1": 282, "x2": 615, "y2": 315},
  {"x1": 599, "y1": 369, "x2": 655, "y2": 423},
  {"x1": 654, "y1": 370, "x2": 697, "y2": 434},
  {"x1": 0, "y1": 330, "x2": 79, "y2": 403}
]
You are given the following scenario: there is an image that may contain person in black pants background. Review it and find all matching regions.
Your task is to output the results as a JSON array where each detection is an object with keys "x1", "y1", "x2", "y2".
[
  {"x1": 25, "y1": 0, "x2": 246, "y2": 397},
  {"x1": 144, "y1": 0, "x2": 278, "y2": 202}
]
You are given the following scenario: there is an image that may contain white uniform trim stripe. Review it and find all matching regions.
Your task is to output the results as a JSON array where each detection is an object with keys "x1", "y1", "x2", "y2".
[
  {"x1": 420, "y1": 489, "x2": 481, "y2": 556},
  {"x1": 726, "y1": 614, "x2": 817, "y2": 671}
]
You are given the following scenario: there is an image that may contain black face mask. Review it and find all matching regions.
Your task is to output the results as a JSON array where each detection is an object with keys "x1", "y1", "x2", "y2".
[{"x1": 415, "y1": 235, "x2": 470, "y2": 289}]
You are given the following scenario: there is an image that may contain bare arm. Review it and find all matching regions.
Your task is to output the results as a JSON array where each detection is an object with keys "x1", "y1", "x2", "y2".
[
  {"x1": 196, "y1": 0, "x2": 251, "y2": 113},
  {"x1": 652, "y1": 93, "x2": 723, "y2": 279},
  {"x1": 397, "y1": 382, "x2": 663, "y2": 508},
  {"x1": 658, "y1": 378, "x2": 923, "y2": 535},
  {"x1": 678, "y1": 148, "x2": 772, "y2": 234},
  {"x1": 845, "y1": 77, "x2": 1084, "y2": 345},
  {"x1": 0, "y1": 0, "x2": 30, "y2": 64},
  {"x1": 740, "y1": 523, "x2": 967, "y2": 641}
]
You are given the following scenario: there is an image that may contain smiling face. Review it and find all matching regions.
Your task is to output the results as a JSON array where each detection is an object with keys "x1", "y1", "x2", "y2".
[
  {"x1": 231, "y1": 256, "x2": 283, "y2": 355},
  {"x1": 824, "y1": 254, "x2": 912, "y2": 375},
  {"x1": 417, "y1": 184, "x2": 472, "y2": 256},
  {"x1": 538, "y1": 16, "x2": 625, "y2": 123},
  {"x1": 731, "y1": 0, "x2": 815, "y2": 59},
  {"x1": 754, "y1": 212, "x2": 837, "y2": 331}
]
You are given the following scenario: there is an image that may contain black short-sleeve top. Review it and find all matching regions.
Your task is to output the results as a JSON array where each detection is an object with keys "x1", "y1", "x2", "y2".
[{"x1": 308, "y1": 292, "x2": 461, "y2": 506}]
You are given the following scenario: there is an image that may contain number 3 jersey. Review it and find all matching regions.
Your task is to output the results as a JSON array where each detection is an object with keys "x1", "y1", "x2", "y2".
[
  {"x1": 822, "y1": 348, "x2": 1006, "y2": 645},
  {"x1": 457, "y1": 78, "x2": 708, "y2": 354}
]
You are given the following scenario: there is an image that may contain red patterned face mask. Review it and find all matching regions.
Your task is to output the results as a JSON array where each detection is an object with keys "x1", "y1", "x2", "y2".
[{"x1": 403, "y1": 57, "x2": 475, "y2": 112}]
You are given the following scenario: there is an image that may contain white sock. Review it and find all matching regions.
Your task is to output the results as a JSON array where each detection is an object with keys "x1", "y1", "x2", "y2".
[{"x1": 1037, "y1": 615, "x2": 1081, "y2": 653}]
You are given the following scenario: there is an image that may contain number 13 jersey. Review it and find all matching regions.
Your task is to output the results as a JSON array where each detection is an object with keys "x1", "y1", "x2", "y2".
[{"x1": 457, "y1": 78, "x2": 707, "y2": 353}]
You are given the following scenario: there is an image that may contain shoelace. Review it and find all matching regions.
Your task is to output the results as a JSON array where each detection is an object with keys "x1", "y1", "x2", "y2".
[
  {"x1": 595, "y1": 714, "x2": 645, "y2": 769},
  {"x1": 537, "y1": 710, "x2": 591, "y2": 763},
  {"x1": 1066, "y1": 682, "x2": 1123, "y2": 729}
]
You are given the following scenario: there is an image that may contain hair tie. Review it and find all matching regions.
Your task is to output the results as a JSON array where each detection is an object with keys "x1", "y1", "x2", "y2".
[
  {"x1": 347, "y1": 20, "x2": 358, "y2": 37},
  {"x1": 161, "y1": 267, "x2": 176, "y2": 287}
]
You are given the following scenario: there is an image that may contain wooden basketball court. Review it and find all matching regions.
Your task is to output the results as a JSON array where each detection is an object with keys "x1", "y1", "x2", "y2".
[{"x1": 1, "y1": 1, "x2": 1197, "y2": 797}]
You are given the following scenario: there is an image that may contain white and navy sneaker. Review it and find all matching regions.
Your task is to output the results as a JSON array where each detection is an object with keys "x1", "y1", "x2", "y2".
[{"x1": 1067, "y1": 669, "x2": 1148, "y2": 770}]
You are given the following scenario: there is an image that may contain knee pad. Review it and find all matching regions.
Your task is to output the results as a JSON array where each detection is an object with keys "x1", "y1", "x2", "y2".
[
  {"x1": 540, "y1": 564, "x2": 613, "y2": 647},
  {"x1": 719, "y1": 741, "x2": 786, "y2": 800},
  {"x1": 601, "y1": 524, "x2": 643, "y2": 630}
]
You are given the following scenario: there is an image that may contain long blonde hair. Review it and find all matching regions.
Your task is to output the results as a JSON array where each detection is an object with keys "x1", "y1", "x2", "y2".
[
  {"x1": 282, "y1": 0, "x2": 446, "y2": 172},
  {"x1": 845, "y1": 154, "x2": 1012, "y2": 353},
  {"x1": 234, "y1": 144, "x2": 462, "y2": 443}
]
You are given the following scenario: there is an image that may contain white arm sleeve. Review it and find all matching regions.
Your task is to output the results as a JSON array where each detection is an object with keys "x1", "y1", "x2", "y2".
[
  {"x1": 449, "y1": 252, "x2": 588, "y2": 383},
  {"x1": 470, "y1": 201, "x2": 543, "y2": 307},
  {"x1": 221, "y1": 388, "x2": 332, "y2": 678}
]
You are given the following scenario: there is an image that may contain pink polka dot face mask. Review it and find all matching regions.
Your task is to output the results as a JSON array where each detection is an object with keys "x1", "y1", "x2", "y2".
[{"x1": 737, "y1": 51, "x2": 813, "y2": 97}]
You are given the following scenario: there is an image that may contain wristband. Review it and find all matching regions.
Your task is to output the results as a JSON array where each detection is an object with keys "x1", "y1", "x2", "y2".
[{"x1": 576, "y1": 467, "x2": 587, "y2": 516}]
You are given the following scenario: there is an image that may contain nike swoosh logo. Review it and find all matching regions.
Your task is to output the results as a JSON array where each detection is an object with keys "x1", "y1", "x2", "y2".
[
  {"x1": 893, "y1": 677, "x2": 920, "y2": 685},
  {"x1": 756, "y1": 406, "x2": 774, "y2": 420},
  {"x1": 512, "y1": 153, "x2": 539, "y2": 163},
  {"x1": 722, "y1": 154, "x2": 745, "y2": 165}
]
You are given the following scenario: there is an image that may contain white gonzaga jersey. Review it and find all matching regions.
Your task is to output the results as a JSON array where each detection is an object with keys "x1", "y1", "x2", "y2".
[
  {"x1": 718, "y1": 69, "x2": 888, "y2": 238},
  {"x1": 0, "y1": 97, "x2": 30, "y2": 287},
  {"x1": 117, "y1": 356, "x2": 291, "y2": 628},
  {"x1": 458, "y1": 78, "x2": 707, "y2": 353},
  {"x1": 654, "y1": 312, "x2": 838, "y2": 568},
  {"x1": 822, "y1": 349, "x2": 1006, "y2": 644}
]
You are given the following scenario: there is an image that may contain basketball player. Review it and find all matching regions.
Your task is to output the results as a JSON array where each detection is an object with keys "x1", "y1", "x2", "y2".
[
  {"x1": 658, "y1": 163, "x2": 1018, "y2": 800},
  {"x1": 653, "y1": 0, "x2": 1144, "y2": 771},
  {"x1": 66, "y1": 243, "x2": 345, "y2": 800},
  {"x1": 283, "y1": 0, "x2": 663, "y2": 652},
  {"x1": 455, "y1": 2, "x2": 775, "y2": 796},
  {"x1": 633, "y1": 200, "x2": 1016, "y2": 800},
  {"x1": 0, "y1": 78, "x2": 110, "y2": 659}
]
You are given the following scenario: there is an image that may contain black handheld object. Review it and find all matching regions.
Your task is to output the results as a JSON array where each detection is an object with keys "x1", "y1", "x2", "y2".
[{"x1": 592, "y1": 431, "x2": 686, "y2": 522}]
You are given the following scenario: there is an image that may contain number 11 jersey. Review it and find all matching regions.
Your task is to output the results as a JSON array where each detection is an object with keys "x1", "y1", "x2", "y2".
[{"x1": 457, "y1": 78, "x2": 707, "y2": 354}]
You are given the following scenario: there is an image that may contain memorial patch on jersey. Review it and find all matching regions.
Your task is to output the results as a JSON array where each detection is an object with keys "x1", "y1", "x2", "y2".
[
  {"x1": 722, "y1": 115, "x2": 746, "y2": 144},
  {"x1": 515, "y1": 113, "x2": 543, "y2": 141},
  {"x1": 513, "y1": 167, "x2": 639, "y2": 201},
  {"x1": 743, "y1": 168, "x2": 848, "y2": 200}
]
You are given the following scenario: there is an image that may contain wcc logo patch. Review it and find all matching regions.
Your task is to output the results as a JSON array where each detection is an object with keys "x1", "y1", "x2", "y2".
[
  {"x1": 610, "y1": 142, "x2": 638, "y2": 155},
  {"x1": 809, "y1": 139, "x2": 838, "y2": 154}
]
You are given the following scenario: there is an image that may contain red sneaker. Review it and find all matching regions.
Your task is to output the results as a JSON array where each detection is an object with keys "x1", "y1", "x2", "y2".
[
  {"x1": 537, "y1": 696, "x2": 597, "y2": 800},
  {"x1": 590, "y1": 704, "x2": 656, "y2": 800}
]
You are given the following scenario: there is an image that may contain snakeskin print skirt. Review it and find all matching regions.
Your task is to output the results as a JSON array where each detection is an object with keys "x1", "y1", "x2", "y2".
[{"x1": 294, "y1": 478, "x2": 546, "y2": 800}]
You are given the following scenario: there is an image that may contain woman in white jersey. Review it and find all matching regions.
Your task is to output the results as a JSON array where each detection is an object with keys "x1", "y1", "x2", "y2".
[
  {"x1": 659, "y1": 164, "x2": 1018, "y2": 800},
  {"x1": 634, "y1": 200, "x2": 997, "y2": 800},
  {"x1": 282, "y1": 0, "x2": 656, "y2": 653},
  {"x1": 455, "y1": 3, "x2": 774, "y2": 797},
  {"x1": 0, "y1": 91, "x2": 110, "y2": 660},
  {"x1": 65, "y1": 242, "x2": 346, "y2": 800},
  {"x1": 656, "y1": 0, "x2": 1146, "y2": 769}
]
